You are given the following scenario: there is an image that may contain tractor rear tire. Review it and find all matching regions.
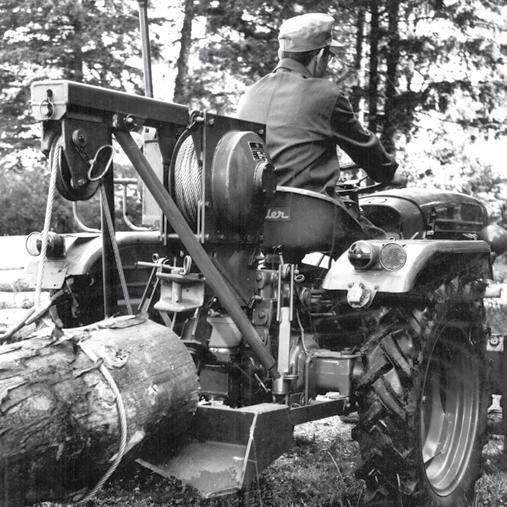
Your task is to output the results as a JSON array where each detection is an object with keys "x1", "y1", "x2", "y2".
[{"x1": 352, "y1": 277, "x2": 487, "y2": 506}]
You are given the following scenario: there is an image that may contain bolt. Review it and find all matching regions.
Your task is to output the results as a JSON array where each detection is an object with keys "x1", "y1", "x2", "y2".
[
  {"x1": 72, "y1": 129, "x2": 88, "y2": 146},
  {"x1": 208, "y1": 118, "x2": 215, "y2": 126},
  {"x1": 125, "y1": 115, "x2": 138, "y2": 130},
  {"x1": 489, "y1": 335, "x2": 500, "y2": 347}
]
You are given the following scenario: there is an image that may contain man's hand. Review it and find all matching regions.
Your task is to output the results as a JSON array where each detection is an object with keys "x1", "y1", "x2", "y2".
[{"x1": 390, "y1": 168, "x2": 408, "y2": 187}]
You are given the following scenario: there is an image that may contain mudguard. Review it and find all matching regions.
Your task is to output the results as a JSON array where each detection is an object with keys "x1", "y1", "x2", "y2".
[
  {"x1": 23, "y1": 231, "x2": 166, "y2": 289},
  {"x1": 322, "y1": 239, "x2": 492, "y2": 294}
]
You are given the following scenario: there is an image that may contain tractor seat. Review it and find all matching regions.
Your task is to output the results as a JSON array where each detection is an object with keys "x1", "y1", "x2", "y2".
[{"x1": 262, "y1": 186, "x2": 365, "y2": 257}]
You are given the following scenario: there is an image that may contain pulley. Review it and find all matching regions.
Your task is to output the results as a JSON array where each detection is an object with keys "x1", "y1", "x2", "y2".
[{"x1": 44, "y1": 119, "x2": 112, "y2": 201}]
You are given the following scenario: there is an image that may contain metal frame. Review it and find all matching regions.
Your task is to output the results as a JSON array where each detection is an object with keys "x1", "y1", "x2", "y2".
[
  {"x1": 114, "y1": 128, "x2": 278, "y2": 375},
  {"x1": 31, "y1": 80, "x2": 277, "y2": 375}
]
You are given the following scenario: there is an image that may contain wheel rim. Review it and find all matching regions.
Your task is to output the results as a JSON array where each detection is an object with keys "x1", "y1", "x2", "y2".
[{"x1": 420, "y1": 328, "x2": 480, "y2": 496}]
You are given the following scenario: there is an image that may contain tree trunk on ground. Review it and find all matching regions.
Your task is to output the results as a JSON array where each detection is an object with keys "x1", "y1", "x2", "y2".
[
  {"x1": 367, "y1": 0, "x2": 380, "y2": 133},
  {"x1": 0, "y1": 316, "x2": 198, "y2": 506},
  {"x1": 381, "y1": 0, "x2": 401, "y2": 152},
  {"x1": 0, "y1": 275, "x2": 45, "y2": 340},
  {"x1": 173, "y1": 0, "x2": 195, "y2": 103}
]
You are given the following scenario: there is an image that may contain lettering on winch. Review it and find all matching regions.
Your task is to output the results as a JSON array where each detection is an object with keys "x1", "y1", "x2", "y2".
[{"x1": 265, "y1": 207, "x2": 290, "y2": 221}]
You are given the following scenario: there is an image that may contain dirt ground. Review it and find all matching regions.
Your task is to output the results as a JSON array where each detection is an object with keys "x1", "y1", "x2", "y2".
[
  {"x1": 83, "y1": 297, "x2": 507, "y2": 506},
  {"x1": 77, "y1": 413, "x2": 505, "y2": 507},
  {"x1": 5, "y1": 251, "x2": 506, "y2": 506}
]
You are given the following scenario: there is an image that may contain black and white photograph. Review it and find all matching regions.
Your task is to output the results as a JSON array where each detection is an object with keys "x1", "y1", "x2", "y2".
[{"x1": 0, "y1": 1, "x2": 505, "y2": 505}]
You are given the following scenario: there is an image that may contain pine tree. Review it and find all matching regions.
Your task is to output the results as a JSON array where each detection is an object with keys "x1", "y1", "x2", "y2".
[{"x1": 0, "y1": 0, "x2": 152, "y2": 233}]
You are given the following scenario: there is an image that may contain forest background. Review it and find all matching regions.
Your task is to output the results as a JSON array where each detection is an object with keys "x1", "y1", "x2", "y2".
[{"x1": 0, "y1": 0, "x2": 506, "y2": 236}]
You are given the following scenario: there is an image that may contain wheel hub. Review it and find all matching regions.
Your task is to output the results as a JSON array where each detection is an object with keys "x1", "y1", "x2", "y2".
[{"x1": 421, "y1": 330, "x2": 480, "y2": 496}]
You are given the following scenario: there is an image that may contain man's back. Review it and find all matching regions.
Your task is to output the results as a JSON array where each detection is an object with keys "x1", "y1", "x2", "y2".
[
  {"x1": 238, "y1": 58, "x2": 397, "y2": 195},
  {"x1": 238, "y1": 58, "x2": 340, "y2": 194}
]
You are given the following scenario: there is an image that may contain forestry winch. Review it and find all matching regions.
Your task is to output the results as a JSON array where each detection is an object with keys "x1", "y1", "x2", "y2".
[
  {"x1": 18, "y1": 78, "x2": 506, "y2": 507},
  {"x1": 1, "y1": 2, "x2": 506, "y2": 505}
]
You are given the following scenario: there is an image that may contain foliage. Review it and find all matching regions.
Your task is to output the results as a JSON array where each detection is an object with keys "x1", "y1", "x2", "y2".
[
  {"x1": 183, "y1": 1, "x2": 506, "y2": 140},
  {"x1": 0, "y1": 161, "x2": 143, "y2": 235},
  {"x1": 184, "y1": 0, "x2": 351, "y2": 111},
  {"x1": 0, "y1": 163, "x2": 73, "y2": 235},
  {"x1": 399, "y1": 120, "x2": 507, "y2": 221},
  {"x1": 176, "y1": 0, "x2": 506, "y2": 211},
  {"x1": 0, "y1": 0, "x2": 149, "y2": 161},
  {"x1": 0, "y1": 0, "x2": 505, "y2": 235},
  {"x1": 0, "y1": 0, "x2": 156, "y2": 234}
]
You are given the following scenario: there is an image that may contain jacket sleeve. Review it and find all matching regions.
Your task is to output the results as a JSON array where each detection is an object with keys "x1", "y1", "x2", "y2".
[{"x1": 330, "y1": 95, "x2": 398, "y2": 183}]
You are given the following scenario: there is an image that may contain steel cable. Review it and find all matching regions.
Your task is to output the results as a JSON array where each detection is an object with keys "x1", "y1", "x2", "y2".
[
  {"x1": 76, "y1": 340, "x2": 128, "y2": 504},
  {"x1": 173, "y1": 135, "x2": 202, "y2": 226},
  {"x1": 34, "y1": 139, "x2": 60, "y2": 308}
]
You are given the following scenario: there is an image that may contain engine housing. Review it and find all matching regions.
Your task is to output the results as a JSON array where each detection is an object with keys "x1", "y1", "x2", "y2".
[{"x1": 360, "y1": 188, "x2": 488, "y2": 239}]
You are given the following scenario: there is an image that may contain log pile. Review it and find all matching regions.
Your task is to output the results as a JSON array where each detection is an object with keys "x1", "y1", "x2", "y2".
[
  {"x1": 0, "y1": 269, "x2": 44, "y2": 341},
  {"x1": 0, "y1": 315, "x2": 199, "y2": 506}
]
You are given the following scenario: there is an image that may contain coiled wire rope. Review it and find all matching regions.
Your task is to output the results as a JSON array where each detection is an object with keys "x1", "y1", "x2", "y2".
[{"x1": 171, "y1": 130, "x2": 202, "y2": 227}]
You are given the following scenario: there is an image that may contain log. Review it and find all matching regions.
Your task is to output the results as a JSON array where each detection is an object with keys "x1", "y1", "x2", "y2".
[
  {"x1": 0, "y1": 270, "x2": 31, "y2": 293},
  {"x1": 0, "y1": 291, "x2": 38, "y2": 310},
  {"x1": 0, "y1": 308, "x2": 39, "y2": 340},
  {"x1": 0, "y1": 315, "x2": 199, "y2": 506}
]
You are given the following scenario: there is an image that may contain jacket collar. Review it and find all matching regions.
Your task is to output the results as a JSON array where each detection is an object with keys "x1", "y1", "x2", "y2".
[{"x1": 274, "y1": 58, "x2": 312, "y2": 78}]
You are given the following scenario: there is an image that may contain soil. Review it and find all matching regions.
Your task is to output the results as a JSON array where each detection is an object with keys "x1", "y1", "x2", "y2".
[
  {"x1": 37, "y1": 414, "x2": 503, "y2": 507},
  {"x1": 5, "y1": 255, "x2": 505, "y2": 506},
  {"x1": 48, "y1": 296, "x2": 507, "y2": 506}
]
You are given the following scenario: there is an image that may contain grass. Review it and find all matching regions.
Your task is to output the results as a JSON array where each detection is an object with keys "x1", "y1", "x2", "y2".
[
  {"x1": 60, "y1": 414, "x2": 503, "y2": 507},
  {"x1": 89, "y1": 418, "x2": 364, "y2": 507},
  {"x1": 21, "y1": 259, "x2": 507, "y2": 506}
]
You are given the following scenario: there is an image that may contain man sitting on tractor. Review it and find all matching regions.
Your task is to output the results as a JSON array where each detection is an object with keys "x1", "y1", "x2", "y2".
[{"x1": 237, "y1": 13, "x2": 401, "y2": 196}]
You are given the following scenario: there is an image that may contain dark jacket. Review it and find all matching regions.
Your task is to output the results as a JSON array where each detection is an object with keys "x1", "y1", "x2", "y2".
[{"x1": 237, "y1": 58, "x2": 398, "y2": 194}]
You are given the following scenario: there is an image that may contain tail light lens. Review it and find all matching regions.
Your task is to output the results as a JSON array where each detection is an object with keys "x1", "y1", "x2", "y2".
[
  {"x1": 26, "y1": 231, "x2": 65, "y2": 258},
  {"x1": 379, "y1": 242, "x2": 407, "y2": 271}
]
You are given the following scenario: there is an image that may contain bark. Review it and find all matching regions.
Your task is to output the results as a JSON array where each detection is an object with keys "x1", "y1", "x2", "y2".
[
  {"x1": 69, "y1": 4, "x2": 85, "y2": 82},
  {"x1": 173, "y1": 0, "x2": 195, "y2": 104},
  {"x1": 0, "y1": 291, "x2": 36, "y2": 310},
  {"x1": 0, "y1": 316, "x2": 199, "y2": 506},
  {"x1": 381, "y1": 0, "x2": 401, "y2": 152},
  {"x1": 0, "y1": 273, "x2": 30, "y2": 293},
  {"x1": 351, "y1": 6, "x2": 366, "y2": 117},
  {"x1": 367, "y1": 0, "x2": 380, "y2": 133},
  {"x1": 0, "y1": 280, "x2": 43, "y2": 340}
]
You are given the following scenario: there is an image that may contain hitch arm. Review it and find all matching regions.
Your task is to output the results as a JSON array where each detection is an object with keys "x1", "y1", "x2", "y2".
[{"x1": 114, "y1": 128, "x2": 279, "y2": 377}]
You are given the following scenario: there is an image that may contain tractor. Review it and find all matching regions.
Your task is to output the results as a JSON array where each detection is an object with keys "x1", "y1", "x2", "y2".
[
  {"x1": 1, "y1": 5, "x2": 506, "y2": 507},
  {"x1": 5, "y1": 75, "x2": 499, "y2": 506}
]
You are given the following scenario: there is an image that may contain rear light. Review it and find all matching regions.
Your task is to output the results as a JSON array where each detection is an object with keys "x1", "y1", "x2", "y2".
[
  {"x1": 26, "y1": 231, "x2": 65, "y2": 258},
  {"x1": 379, "y1": 242, "x2": 407, "y2": 271},
  {"x1": 348, "y1": 241, "x2": 379, "y2": 270}
]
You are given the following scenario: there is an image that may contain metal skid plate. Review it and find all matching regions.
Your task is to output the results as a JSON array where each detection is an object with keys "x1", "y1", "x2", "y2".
[
  {"x1": 137, "y1": 403, "x2": 293, "y2": 498},
  {"x1": 137, "y1": 398, "x2": 347, "y2": 498}
]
